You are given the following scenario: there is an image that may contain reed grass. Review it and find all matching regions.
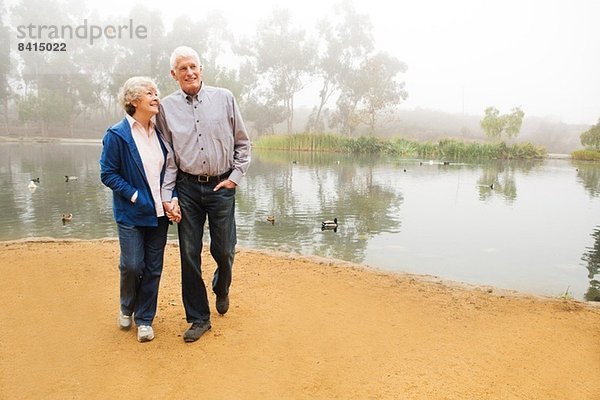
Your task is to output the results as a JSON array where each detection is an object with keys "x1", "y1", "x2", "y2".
[
  {"x1": 253, "y1": 134, "x2": 546, "y2": 160},
  {"x1": 571, "y1": 149, "x2": 600, "y2": 161},
  {"x1": 253, "y1": 133, "x2": 351, "y2": 152}
]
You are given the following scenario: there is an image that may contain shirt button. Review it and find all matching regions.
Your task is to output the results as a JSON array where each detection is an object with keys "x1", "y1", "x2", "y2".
[{"x1": 201, "y1": 147, "x2": 204, "y2": 150}]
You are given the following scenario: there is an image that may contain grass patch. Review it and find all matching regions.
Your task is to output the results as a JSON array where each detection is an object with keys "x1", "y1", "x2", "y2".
[
  {"x1": 253, "y1": 134, "x2": 546, "y2": 160},
  {"x1": 571, "y1": 149, "x2": 600, "y2": 161}
]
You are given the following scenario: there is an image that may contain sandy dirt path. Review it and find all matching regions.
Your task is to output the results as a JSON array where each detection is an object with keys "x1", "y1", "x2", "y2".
[{"x1": 1, "y1": 240, "x2": 599, "y2": 399}]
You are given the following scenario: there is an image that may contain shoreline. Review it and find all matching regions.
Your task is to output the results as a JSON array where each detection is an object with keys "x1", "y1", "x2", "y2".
[
  {"x1": 0, "y1": 135, "x2": 101, "y2": 144},
  {"x1": 1, "y1": 236, "x2": 596, "y2": 308},
  {"x1": 0, "y1": 135, "x2": 577, "y2": 158}
]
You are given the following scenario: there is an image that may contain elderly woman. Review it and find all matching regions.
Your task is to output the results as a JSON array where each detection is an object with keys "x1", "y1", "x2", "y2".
[{"x1": 100, "y1": 76, "x2": 180, "y2": 343}]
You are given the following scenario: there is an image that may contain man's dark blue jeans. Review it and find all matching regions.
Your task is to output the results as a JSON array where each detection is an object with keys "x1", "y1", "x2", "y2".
[
  {"x1": 177, "y1": 174, "x2": 237, "y2": 323},
  {"x1": 117, "y1": 216, "x2": 169, "y2": 326}
]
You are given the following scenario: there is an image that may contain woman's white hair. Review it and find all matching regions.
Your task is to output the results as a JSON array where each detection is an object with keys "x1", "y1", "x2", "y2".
[
  {"x1": 169, "y1": 46, "x2": 202, "y2": 71},
  {"x1": 118, "y1": 76, "x2": 158, "y2": 116}
]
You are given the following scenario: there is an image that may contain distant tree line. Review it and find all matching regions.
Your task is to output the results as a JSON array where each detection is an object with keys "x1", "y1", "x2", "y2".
[{"x1": 0, "y1": 0, "x2": 407, "y2": 138}]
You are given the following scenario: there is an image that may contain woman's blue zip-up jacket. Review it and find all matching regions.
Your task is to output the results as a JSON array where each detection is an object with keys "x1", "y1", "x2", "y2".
[{"x1": 100, "y1": 117, "x2": 176, "y2": 227}]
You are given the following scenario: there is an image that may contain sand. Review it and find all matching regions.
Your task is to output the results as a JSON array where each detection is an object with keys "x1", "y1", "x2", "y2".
[{"x1": 0, "y1": 240, "x2": 599, "y2": 399}]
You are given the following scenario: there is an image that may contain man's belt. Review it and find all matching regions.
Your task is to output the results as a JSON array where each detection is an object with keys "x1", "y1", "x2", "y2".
[{"x1": 179, "y1": 169, "x2": 232, "y2": 183}]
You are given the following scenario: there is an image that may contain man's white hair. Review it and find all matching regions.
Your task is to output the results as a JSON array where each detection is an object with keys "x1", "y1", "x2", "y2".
[{"x1": 169, "y1": 46, "x2": 202, "y2": 71}]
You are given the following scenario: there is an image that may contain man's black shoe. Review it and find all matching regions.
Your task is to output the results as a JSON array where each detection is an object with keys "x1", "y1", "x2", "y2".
[
  {"x1": 216, "y1": 294, "x2": 229, "y2": 315},
  {"x1": 183, "y1": 321, "x2": 211, "y2": 342}
]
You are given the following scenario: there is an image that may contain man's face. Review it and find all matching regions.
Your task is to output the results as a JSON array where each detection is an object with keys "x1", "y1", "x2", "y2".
[{"x1": 171, "y1": 56, "x2": 202, "y2": 95}]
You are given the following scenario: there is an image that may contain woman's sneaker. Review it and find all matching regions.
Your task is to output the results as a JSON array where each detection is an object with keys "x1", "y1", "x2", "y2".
[
  {"x1": 137, "y1": 325, "x2": 154, "y2": 342},
  {"x1": 118, "y1": 311, "x2": 132, "y2": 330}
]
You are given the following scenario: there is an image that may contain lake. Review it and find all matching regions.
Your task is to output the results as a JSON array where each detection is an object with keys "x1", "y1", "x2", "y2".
[{"x1": 1, "y1": 141, "x2": 599, "y2": 301}]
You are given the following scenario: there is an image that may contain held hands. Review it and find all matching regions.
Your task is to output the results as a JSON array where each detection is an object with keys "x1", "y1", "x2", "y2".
[
  {"x1": 163, "y1": 199, "x2": 182, "y2": 223},
  {"x1": 162, "y1": 179, "x2": 235, "y2": 223},
  {"x1": 214, "y1": 179, "x2": 237, "y2": 191}
]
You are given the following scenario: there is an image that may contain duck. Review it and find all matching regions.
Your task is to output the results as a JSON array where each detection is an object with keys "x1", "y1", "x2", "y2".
[
  {"x1": 321, "y1": 218, "x2": 338, "y2": 232},
  {"x1": 31, "y1": 177, "x2": 40, "y2": 183},
  {"x1": 65, "y1": 175, "x2": 78, "y2": 182},
  {"x1": 266, "y1": 215, "x2": 275, "y2": 225},
  {"x1": 62, "y1": 213, "x2": 73, "y2": 224},
  {"x1": 490, "y1": 183, "x2": 494, "y2": 189}
]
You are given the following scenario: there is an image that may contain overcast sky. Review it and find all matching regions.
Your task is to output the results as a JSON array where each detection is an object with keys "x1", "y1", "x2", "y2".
[{"x1": 48, "y1": 0, "x2": 600, "y2": 125}]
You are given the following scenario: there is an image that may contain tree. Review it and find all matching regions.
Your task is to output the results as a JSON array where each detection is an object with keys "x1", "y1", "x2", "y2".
[
  {"x1": 307, "y1": 0, "x2": 374, "y2": 133},
  {"x1": 11, "y1": 0, "x2": 102, "y2": 135},
  {"x1": 0, "y1": 0, "x2": 9, "y2": 133},
  {"x1": 580, "y1": 119, "x2": 600, "y2": 151},
  {"x1": 231, "y1": 57, "x2": 284, "y2": 136},
  {"x1": 242, "y1": 94, "x2": 287, "y2": 135},
  {"x1": 480, "y1": 106, "x2": 524, "y2": 140},
  {"x1": 111, "y1": 5, "x2": 169, "y2": 102},
  {"x1": 17, "y1": 88, "x2": 72, "y2": 135},
  {"x1": 331, "y1": 52, "x2": 407, "y2": 136},
  {"x1": 246, "y1": 7, "x2": 316, "y2": 134},
  {"x1": 480, "y1": 107, "x2": 503, "y2": 139},
  {"x1": 504, "y1": 107, "x2": 525, "y2": 138},
  {"x1": 166, "y1": 10, "x2": 239, "y2": 93},
  {"x1": 357, "y1": 52, "x2": 407, "y2": 135}
]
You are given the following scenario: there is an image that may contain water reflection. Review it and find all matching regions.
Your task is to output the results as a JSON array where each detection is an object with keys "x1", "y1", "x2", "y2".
[
  {"x1": 573, "y1": 161, "x2": 600, "y2": 197},
  {"x1": 237, "y1": 150, "x2": 403, "y2": 263},
  {"x1": 476, "y1": 160, "x2": 541, "y2": 202},
  {"x1": 582, "y1": 225, "x2": 600, "y2": 301}
]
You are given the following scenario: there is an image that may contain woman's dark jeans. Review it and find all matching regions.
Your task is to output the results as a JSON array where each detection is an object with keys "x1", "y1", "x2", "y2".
[{"x1": 117, "y1": 216, "x2": 169, "y2": 326}]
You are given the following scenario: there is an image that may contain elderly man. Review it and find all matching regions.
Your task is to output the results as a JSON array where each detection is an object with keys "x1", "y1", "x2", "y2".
[{"x1": 158, "y1": 46, "x2": 251, "y2": 343}]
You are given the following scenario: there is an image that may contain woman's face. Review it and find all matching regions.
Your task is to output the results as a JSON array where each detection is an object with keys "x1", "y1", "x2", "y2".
[{"x1": 132, "y1": 85, "x2": 160, "y2": 116}]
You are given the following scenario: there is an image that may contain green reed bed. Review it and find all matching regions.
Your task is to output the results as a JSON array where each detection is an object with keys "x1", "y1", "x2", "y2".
[
  {"x1": 253, "y1": 134, "x2": 546, "y2": 160},
  {"x1": 254, "y1": 133, "x2": 352, "y2": 153},
  {"x1": 571, "y1": 149, "x2": 600, "y2": 161}
]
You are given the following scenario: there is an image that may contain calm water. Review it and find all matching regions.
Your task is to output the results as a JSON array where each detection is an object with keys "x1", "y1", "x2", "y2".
[{"x1": 2, "y1": 142, "x2": 600, "y2": 301}]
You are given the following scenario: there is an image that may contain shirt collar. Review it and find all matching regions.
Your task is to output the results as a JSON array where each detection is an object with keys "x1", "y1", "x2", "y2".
[
  {"x1": 125, "y1": 114, "x2": 156, "y2": 131},
  {"x1": 179, "y1": 82, "x2": 204, "y2": 104}
]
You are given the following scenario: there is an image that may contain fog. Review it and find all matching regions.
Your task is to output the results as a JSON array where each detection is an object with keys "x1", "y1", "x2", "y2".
[
  {"x1": 2, "y1": 0, "x2": 599, "y2": 152},
  {"x1": 91, "y1": 0, "x2": 600, "y2": 125}
]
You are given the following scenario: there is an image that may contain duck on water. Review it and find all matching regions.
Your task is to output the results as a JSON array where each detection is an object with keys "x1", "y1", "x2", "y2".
[{"x1": 321, "y1": 218, "x2": 338, "y2": 232}]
